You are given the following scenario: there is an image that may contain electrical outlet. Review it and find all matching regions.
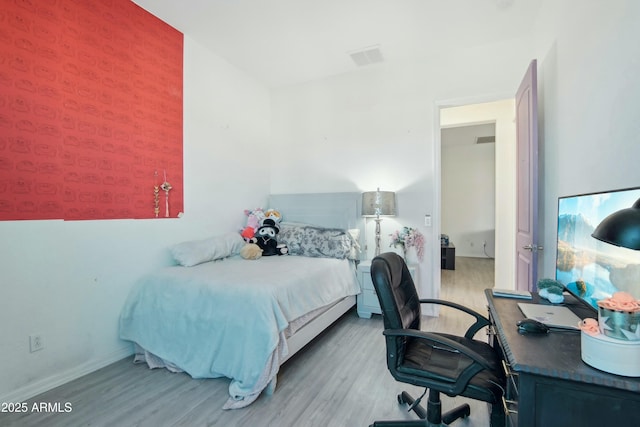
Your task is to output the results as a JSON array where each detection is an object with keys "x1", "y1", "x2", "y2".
[{"x1": 29, "y1": 334, "x2": 44, "y2": 353}]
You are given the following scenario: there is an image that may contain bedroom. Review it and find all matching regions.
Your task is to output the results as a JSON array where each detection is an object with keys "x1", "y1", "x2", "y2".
[{"x1": 1, "y1": 0, "x2": 640, "y2": 424}]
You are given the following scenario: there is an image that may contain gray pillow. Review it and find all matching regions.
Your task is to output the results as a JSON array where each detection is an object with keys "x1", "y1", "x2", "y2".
[{"x1": 279, "y1": 223, "x2": 357, "y2": 259}]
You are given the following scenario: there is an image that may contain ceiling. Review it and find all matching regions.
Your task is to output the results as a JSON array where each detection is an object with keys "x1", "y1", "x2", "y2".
[{"x1": 133, "y1": 0, "x2": 541, "y2": 88}]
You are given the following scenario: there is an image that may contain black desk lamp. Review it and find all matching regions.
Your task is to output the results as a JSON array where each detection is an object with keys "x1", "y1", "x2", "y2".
[{"x1": 591, "y1": 198, "x2": 640, "y2": 250}]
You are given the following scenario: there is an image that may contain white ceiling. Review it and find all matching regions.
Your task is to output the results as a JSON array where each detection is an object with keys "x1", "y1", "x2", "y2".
[{"x1": 133, "y1": 0, "x2": 541, "y2": 88}]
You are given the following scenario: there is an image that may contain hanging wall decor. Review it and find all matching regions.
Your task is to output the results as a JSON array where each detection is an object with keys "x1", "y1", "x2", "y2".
[
  {"x1": 160, "y1": 170, "x2": 172, "y2": 218},
  {"x1": 0, "y1": 0, "x2": 184, "y2": 220}
]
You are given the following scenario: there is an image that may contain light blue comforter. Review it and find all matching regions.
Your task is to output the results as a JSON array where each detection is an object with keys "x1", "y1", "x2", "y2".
[{"x1": 119, "y1": 255, "x2": 359, "y2": 407}]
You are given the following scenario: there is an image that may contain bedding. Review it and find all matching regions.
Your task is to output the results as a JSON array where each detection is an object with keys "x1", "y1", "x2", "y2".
[
  {"x1": 278, "y1": 222, "x2": 359, "y2": 259},
  {"x1": 119, "y1": 255, "x2": 360, "y2": 409}
]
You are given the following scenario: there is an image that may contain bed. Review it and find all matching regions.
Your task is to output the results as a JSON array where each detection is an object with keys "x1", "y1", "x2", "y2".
[{"x1": 119, "y1": 193, "x2": 364, "y2": 409}]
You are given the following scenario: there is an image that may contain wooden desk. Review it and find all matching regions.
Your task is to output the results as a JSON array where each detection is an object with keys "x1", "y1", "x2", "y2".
[{"x1": 485, "y1": 290, "x2": 640, "y2": 427}]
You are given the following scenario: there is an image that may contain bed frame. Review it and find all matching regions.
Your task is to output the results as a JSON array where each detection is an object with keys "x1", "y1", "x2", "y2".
[{"x1": 268, "y1": 192, "x2": 364, "y2": 363}]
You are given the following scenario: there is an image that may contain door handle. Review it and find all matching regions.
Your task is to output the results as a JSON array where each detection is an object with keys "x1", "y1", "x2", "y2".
[{"x1": 523, "y1": 244, "x2": 543, "y2": 252}]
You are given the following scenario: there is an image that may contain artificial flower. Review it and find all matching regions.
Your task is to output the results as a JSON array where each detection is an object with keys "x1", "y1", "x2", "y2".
[
  {"x1": 597, "y1": 291, "x2": 640, "y2": 313},
  {"x1": 389, "y1": 226, "x2": 425, "y2": 261}
]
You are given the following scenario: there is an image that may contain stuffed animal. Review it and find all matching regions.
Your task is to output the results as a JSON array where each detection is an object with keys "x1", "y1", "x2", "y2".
[
  {"x1": 241, "y1": 208, "x2": 266, "y2": 242},
  {"x1": 240, "y1": 226, "x2": 255, "y2": 241},
  {"x1": 251, "y1": 218, "x2": 288, "y2": 256},
  {"x1": 264, "y1": 209, "x2": 282, "y2": 223},
  {"x1": 240, "y1": 243, "x2": 263, "y2": 260},
  {"x1": 245, "y1": 208, "x2": 265, "y2": 228},
  {"x1": 537, "y1": 278, "x2": 565, "y2": 303}
]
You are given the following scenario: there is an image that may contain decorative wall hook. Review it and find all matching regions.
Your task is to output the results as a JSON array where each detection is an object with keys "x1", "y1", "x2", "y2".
[
  {"x1": 160, "y1": 170, "x2": 172, "y2": 218},
  {"x1": 153, "y1": 170, "x2": 160, "y2": 218}
]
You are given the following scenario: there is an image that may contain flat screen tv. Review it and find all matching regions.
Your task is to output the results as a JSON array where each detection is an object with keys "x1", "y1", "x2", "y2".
[{"x1": 556, "y1": 187, "x2": 640, "y2": 313}]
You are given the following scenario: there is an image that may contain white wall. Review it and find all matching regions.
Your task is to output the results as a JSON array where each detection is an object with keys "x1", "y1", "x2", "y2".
[
  {"x1": 270, "y1": 0, "x2": 640, "y2": 296},
  {"x1": 533, "y1": 0, "x2": 640, "y2": 280},
  {"x1": 0, "y1": 36, "x2": 272, "y2": 403},
  {"x1": 271, "y1": 38, "x2": 534, "y2": 309},
  {"x1": 441, "y1": 134, "x2": 496, "y2": 258}
]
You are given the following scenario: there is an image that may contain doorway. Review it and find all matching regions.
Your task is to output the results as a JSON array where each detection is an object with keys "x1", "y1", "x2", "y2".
[
  {"x1": 441, "y1": 122, "x2": 496, "y2": 259},
  {"x1": 433, "y1": 99, "x2": 517, "y2": 295}
]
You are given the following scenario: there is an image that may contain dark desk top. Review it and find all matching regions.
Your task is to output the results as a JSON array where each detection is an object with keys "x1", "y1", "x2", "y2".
[{"x1": 485, "y1": 289, "x2": 640, "y2": 393}]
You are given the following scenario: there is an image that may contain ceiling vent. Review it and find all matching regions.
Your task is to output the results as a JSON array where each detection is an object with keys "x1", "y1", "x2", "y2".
[
  {"x1": 476, "y1": 136, "x2": 496, "y2": 144},
  {"x1": 349, "y1": 45, "x2": 384, "y2": 67}
]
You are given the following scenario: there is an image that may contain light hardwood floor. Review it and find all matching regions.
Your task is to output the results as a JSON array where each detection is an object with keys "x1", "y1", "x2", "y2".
[{"x1": 1, "y1": 256, "x2": 495, "y2": 427}]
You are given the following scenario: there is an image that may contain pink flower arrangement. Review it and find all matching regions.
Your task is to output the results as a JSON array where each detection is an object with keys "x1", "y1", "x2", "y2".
[
  {"x1": 577, "y1": 291, "x2": 640, "y2": 337},
  {"x1": 597, "y1": 291, "x2": 640, "y2": 312},
  {"x1": 389, "y1": 227, "x2": 425, "y2": 261}
]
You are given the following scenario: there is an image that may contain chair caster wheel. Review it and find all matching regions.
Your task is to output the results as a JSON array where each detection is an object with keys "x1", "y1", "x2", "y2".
[{"x1": 397, "y1": 393, "x2": 405, "y2": 404}]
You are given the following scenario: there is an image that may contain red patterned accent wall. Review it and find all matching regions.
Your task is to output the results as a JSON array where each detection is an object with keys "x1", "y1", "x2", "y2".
[{"x1": 0, "y1": 0, "x2": 183, "y2": 220}]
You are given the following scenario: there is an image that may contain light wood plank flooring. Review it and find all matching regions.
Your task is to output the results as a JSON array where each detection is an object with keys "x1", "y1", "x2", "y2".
[{"x1": 1, "y1": 257, "x2": 495, "y2": 427}]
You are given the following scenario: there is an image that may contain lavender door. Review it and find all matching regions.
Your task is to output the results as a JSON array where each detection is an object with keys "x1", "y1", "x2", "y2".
[{"x1": 515, "y1": 60, "x2": 540, "y2": 292}]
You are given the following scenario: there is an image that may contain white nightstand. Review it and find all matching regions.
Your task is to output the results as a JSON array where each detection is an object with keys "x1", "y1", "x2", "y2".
[{"x1": 357, "y1": 260, "x2": 417, "y2": 318}]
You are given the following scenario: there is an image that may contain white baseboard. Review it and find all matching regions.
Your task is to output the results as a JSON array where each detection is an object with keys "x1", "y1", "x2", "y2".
[{"x1": 0, "y1": 346, "x2": 133, "y2": 404}]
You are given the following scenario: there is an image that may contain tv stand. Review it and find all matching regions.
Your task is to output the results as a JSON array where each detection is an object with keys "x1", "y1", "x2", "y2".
[{"x1": 485, "y1": 290, "x2": 640, "y2": 427}]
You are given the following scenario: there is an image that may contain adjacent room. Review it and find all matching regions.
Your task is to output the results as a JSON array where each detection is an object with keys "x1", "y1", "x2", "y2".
[{"x1": 2, "y1": 0, "x2": 640, "y2": 426}]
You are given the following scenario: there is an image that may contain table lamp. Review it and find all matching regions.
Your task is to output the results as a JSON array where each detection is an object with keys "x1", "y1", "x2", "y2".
[
  {"x1": 362, "y1": 188, "x2": 396, "y2": 256},
  {"x1": 591, "y1": 197, "x2": 640, "y2": 249}
]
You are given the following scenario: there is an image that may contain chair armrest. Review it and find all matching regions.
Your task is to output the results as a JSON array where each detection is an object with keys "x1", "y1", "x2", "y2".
[
  {"x1": 419, "y1": 299, "x2": 490, "y2": 339},
  {"x1": 383, "y1": 328, "x2": 494, "y2": 370},
  {"x1": 383, "y1": 328, "x2": 495, "y2": 395}
]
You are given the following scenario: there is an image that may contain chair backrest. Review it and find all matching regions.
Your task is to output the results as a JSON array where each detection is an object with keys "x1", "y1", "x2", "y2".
[
  {"x1": 370, "y1": 252, "x2": 421, "y2": 331},
  {"x1": 371, "y1": 253, "x2": 422, "y2": 374}
]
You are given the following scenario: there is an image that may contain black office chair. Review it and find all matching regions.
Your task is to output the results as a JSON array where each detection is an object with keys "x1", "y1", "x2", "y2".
[{"x1": 369, "y1": 252, "x2": 506, "y2": 427}]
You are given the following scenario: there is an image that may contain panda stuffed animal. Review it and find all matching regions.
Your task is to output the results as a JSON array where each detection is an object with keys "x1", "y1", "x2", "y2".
[{"x1": 252, "y1": 218, "x2": 288, "y2": 256}]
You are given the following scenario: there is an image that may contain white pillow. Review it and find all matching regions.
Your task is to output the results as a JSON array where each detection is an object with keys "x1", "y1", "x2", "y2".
[{"x1": 170, "y1": 232, "x2": 245, "y2": 267}]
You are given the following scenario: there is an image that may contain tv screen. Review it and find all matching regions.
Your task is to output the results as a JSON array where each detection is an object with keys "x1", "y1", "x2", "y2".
[{"x1": 556, "y1": 187, "x2": 640, "y2": 312}]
